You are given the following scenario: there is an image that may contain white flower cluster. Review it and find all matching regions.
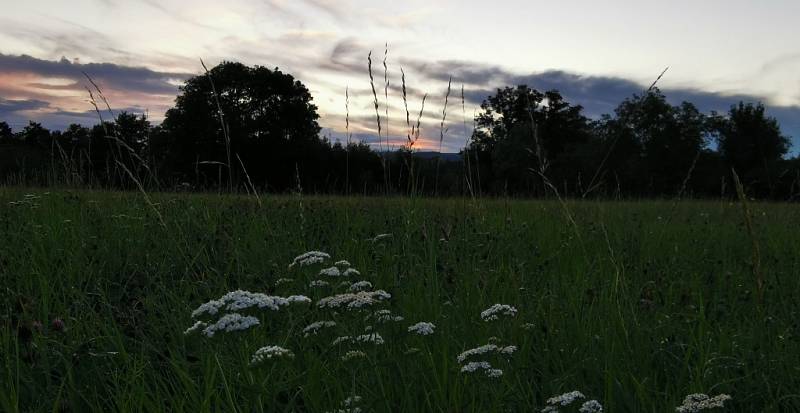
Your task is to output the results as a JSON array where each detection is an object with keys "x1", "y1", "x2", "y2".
[
  {"x1": 675, "y1": 394, "x2": 732, "y2": 413},
  {"x1": 289, "y1": 251, "x2": 331, "y2": 268},
  {"x1": 372, "y1": 309, "x2": 404, "y2": 323},
  {"x1": 341, "y1": 350, "x2": 367, "y2": 361},
  {"x1": 309, "y1": 279, "x2": 330, "y2": 288},
  {"x1": 480, "y1": 304, "x2": 518, "y2": 321},
  {"x1": 332, "y1": 333, "x2": 385, "y2": 346},
  {"x1": 286, "y1": 295, "x2": 312, "y2": 304},
  {"x1": 457, "y1": 344, "x2": 516, "y2": 363},
  {"x1": 250, "y1": 345, "x2": 294, "y2": 364},
  {"x1": 349, "y1": 281, "x2": 373, "y2": 292},
  {"x1": 541, "y1": 391, "x2": 590, "y2": 412},
  {"x1": 200, "y1": 313, "x2": 260, "y2": 338},
  {"x1": 335, "y1": 260, "x2": 351, "y2": 267},
  {"x1": 460, "y1": 361, "x2": 503, "y2": 378},
  {"x1": 579, "y1": 400, "x2": 604, "y2": 413},
  {"x1": 191, "y1": 290, "x2": 297, "y2": 318},
  {"x1": 408, "y1": 322, "x2": 435, "y2": 336},
  {"x1": 344, "y1": 268, "x2": 361, "y2": 276},
  {"x1": 317, "y1": 290, "x2": 391, "y2": 310},
  {"x1": 303, "y1": 320, "x2": 337, "y2": 337},
  {"x1": 319, "y1": 266, "x2": 341, "y2": 277}
]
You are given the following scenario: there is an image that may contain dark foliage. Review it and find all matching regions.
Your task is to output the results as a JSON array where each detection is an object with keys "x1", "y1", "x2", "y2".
[{"x1": 1, "y1": 63, "x2": 798, "y2": 199}]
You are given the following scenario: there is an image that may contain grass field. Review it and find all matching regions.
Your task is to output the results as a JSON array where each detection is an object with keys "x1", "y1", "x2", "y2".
[{"x1": 1, "y1": 187, "x2": 798, "y2": 412}]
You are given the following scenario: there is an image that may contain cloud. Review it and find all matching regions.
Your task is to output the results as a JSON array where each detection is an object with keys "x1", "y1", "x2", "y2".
[
  {"x1": 0, "y1": 98, "x2": 50, "y2": 116},
  {"x1": 0, "y1": 53, "x2": 190, "y2": 95}
]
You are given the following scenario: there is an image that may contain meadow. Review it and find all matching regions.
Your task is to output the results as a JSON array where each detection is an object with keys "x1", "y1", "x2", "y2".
[{"x1": 1, "y1": 187, "x2": 798, "y2": 412}]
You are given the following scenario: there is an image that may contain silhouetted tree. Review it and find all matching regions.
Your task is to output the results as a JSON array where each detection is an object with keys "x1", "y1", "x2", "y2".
[
  {"x1": 711, "y1": 102, "x2": 790, "y2": 192},
  {"x1": 0, "y1": 121, "x2": 12, "y2": 143},
  {"x1": 469, "y1": 85, "x2": 594, "y2": 194},
  {"x1": 18, "y1": 122, "x2": 51, "y2": 146},
  {"x1": 161, "y1": 61, "x2": 322, "y2": 189},
  {"x1": 598, "y1": 89, "x2": 707, "y2": 194}
]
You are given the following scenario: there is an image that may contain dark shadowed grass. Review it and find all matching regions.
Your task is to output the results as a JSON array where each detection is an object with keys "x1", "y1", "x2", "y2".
[{"x1": 1, "y1": 188, "x2": 798, "y2": 412}]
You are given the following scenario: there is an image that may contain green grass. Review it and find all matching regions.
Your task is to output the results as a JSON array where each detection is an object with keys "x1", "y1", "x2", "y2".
[{"x1": 1, "y1": 187, "x2": 798, "y2": 412}]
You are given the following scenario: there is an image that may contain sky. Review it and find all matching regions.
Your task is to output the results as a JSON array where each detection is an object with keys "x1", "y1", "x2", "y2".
[{"x1": 1, "y1": 0, "x2": 800, "y2": 152}]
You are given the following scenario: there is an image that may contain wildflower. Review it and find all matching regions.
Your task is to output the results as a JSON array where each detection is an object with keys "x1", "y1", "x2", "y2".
[
  {"x1": 184, "y1": 320, "x2": 207, "y2": 335},
  {"x1": 343, "y1": 268, "x2": 361, "y2": 277},
  {"x1": 201, "y1": 313, "x2": 260, "y2": 337},
  {"x1": 546, "y1": 391, "x2": 585, "y2": 407},
  {"x1": 303, "y1": 320, "x2": 336, "y2": 337},
  {"x1": 287, "y1": 295, "x2": 312, "y2": 304},
  {"x1": 461, "y1": 361, "x2": 503, "y2": 378},
  {"x1": 480, "y1": 304, "x2": 518, "y2": 321},
  {"x1": 373, "y1": 309, "x2": 404, "y2": 323},
  {"x1": 320, "y1": 266, "x2": 342, "y2": 277},
  {"x1": 191, "y1": 290, "x2": 292, "y2": 318},
  {"x1": 333, "y1": 333, "x2": 385, "y2": 345},
  {"x1": 408, "y1": 322, "x2": 436, "y2": 336},
  {"x1": 579, "y1": 400, "x2": 604, "y2": 413},
  {"x1": 317, "y1": 290, "x2": 391, "y2": 310},
  {"x1": 457, "y1": 344, "x2": 498, "y2": 363},
  {"x1": 355, "y1": 333, "x2": 384, "y2": 345},
  {"x1": 51, "y1": 318, "x2": 66, "y2": 332},
  {"x1": 499, "y1": 345, "x2": 517, "y2": 355},
  {"x1": 461, "y1": 361, "x2": 492, "y2": 373},
  {"x1": 522, "y1": 322, "x2": 536, "y2": 330},
  {"x1": 250, "y1": 345, "x2": 294, "y2": 364},
  {"x1": 335, "y1": 260, "x2": 351, "y2": 268},
  {"x1": 341, "y1": 350, "x2": 367, "y2": 361},
  {"x1": 675, "y1": 394, "x2": 732, "y2": 413},
  {"x1": 289, "y1": 251, "x2": 331, "y2": 268},
  {"x1": 349, "y1": 281, "x2": 373, "y2": 292},
  {"x1": 309, "y1": 279, "x2": 330, "y2": 288},
  {"x1": 275, "y1": 278, "x2": 294, "y2": 286}
]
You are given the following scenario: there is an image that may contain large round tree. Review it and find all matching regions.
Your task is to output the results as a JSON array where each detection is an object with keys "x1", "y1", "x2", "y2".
[{"x1": 160, "y1": 61, "x2": 322, "y2": 189}]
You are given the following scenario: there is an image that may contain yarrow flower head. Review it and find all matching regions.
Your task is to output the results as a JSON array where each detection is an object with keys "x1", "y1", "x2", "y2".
[
  {"x1": 343, "y1": 268, "x2": 361, "y2": 277},
  {"x1": 184, "y1": 320, "x2": 207, "y2": 335},
  {"x1": 480, "y1": 304, "x2": 518, "y2": 321},
  {"x1": 335, "y1": 260, "x2": 351, "y2": 268},
  {"x1": 309, "y1": 279, "x2": 330, "y2": 288},
  {"x1": 675, "y1": 393, "x2": 732, "y2": 413},
  {"x1": 303, "y1": 320, "x2": 336, "y2": 337},
  {"x1": 332, "y1": 333, "x2": 385, "y2": 346},
  {"x1": 457, "y1": 343, "x2": 516, "y2": 363},
  {"x1": 341, "y1": 350, "x2": 367, "y2": 361},
  {"x1": 200, "y1": 313, "x2": 260, "y2": 337},
  {"x1": 289, "y1": 251, "x2": 331, "y2": 268},
  {"x1": 317, "y1": 290, "x2": 391, "y2": 310},
  {"x1": 460, "y1": 361, "x2": 503, "y2": 378},
  {"x1": 250, "y1": 345, "x2": 294, "y2": 364},
  {"x1": 286, "y1": 295, "x2": 312, "y2": 304},
  {"x1": 319, "y1": 266, "x2": 341, "y2": 277},
  {"x1": 544, "y1": 391, "x2": 586, "y2": 409},
  {"x1": 372, "y1": 309, "x2": 404, "y2": 323},
  {"x1": 190, "y1": 290, "x2": 293, "y2": 318},
  {"x1": 579, "y1": 400, "x2": 604, "y2": 413},
  {"x1": 349, "y1": 281, "x2": 373, "y2": 292},
  {"x1": 408, "y1": 322, "x2": 436, "y2": 336}
]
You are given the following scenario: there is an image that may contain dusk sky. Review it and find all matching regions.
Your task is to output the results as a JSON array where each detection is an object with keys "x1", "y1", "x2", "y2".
[{"x1": 2, "y1": 0, "x2": 800, "y2": 152}]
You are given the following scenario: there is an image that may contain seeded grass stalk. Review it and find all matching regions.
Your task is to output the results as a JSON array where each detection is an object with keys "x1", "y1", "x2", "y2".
[
  {"x1": 435, "y1": 77, "x2": 452, "y2": 196},
  {"x1": 367, "y1": 51, "x2": 387, "y2": 194}
]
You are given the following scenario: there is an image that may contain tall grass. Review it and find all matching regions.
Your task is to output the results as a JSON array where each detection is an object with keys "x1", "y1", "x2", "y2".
[{"x1": 1, "y1": 188, "x2": 798, "y2": 412}]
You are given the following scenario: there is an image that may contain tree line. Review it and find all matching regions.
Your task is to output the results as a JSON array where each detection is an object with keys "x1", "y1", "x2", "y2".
[{"x1": 1, "y1": 61, "x2": 798, "y2": 199}]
